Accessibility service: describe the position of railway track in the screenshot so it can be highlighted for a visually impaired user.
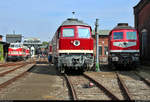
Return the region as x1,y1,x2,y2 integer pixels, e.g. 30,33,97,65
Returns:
116,71,150,100
63,73,119,100
0,58,36,67
36,57,48,64
0,62,35,91
62,71,150,100
0,61,26,67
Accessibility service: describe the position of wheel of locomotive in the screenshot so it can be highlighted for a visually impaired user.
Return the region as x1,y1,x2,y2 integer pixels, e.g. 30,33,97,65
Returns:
58,65,65,74
60,67,65,73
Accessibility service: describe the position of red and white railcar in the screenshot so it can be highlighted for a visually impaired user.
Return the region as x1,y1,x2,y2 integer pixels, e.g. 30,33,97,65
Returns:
24,46,30,59
51,18,94,73
7,43,26,61
108,23,140,68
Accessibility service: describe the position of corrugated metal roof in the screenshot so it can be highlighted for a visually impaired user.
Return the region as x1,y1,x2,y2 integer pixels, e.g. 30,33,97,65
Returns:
24,37,40,41
92,30,110,36
61,18,89,26
6,34,22,37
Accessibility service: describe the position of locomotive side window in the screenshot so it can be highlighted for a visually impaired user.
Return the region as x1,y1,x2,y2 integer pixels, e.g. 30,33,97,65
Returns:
126,32,137,40
62,28,74,37
113,32,123,40
78,28,90,38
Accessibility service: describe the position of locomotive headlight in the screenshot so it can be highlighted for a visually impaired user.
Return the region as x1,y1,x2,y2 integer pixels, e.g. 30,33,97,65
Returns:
112,57,119,61
73,40,80,46
111,54,116,56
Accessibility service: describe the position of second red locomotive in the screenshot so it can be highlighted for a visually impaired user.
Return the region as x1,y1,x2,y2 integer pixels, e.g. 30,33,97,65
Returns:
108,23,140,68
7,42,30,61
51,18,94,73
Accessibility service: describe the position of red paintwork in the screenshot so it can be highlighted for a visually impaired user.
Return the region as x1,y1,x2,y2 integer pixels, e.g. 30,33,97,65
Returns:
49,45,52,52
59,25,93,50
8,48,24,56
109,29,140,51
25,49,30,56
59,38,93,50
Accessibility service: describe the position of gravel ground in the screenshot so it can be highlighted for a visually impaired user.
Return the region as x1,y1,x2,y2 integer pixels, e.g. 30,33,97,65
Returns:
119,71,150,100
69,75,110,100
0,64,69,100
84,72,124,100
0,61,149,100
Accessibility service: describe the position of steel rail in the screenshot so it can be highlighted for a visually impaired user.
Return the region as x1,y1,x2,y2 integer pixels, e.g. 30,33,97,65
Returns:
0,63,27,77
115,72,132,100
0,64,35,91
0,61,26,67
83,73,119,100
63,74,78,100
134,72,150,87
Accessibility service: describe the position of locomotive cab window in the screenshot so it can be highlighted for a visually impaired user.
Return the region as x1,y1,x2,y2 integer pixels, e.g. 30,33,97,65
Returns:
78,28,90,38
113,32,123,40
15,44,21,48
10,44,15,48
126,32,137,40
62,28,74,37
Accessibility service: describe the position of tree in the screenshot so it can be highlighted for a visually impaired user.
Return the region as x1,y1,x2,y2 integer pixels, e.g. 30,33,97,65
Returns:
42,41,49,49
42,41,48,46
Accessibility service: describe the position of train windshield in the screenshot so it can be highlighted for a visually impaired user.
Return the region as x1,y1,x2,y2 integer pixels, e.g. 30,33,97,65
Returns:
10,44,21,48
63,28,74,37
126,32,137,40
113,32,123,40
78,28,90,38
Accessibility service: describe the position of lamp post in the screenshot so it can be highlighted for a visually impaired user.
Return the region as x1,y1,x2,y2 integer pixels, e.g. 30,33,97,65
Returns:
95,19,100,72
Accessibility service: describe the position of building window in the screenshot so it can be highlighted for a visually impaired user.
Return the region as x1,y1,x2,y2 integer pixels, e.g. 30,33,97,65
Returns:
99,46,102,56
104,46,108,55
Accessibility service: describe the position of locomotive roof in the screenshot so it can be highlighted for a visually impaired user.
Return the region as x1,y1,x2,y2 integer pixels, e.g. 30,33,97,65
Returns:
112,23,135,30
61,18,90,26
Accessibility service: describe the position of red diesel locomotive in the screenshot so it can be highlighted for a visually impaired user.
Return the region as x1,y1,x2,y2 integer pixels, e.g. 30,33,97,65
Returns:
51,18,94,73
108,23,140,68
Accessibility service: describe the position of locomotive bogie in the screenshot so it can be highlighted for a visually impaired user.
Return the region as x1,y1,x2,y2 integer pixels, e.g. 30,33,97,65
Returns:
109,52,140,67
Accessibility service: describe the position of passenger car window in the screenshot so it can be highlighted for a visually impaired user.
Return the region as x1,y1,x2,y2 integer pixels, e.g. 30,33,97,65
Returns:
63,28,74,37
113,32,123,40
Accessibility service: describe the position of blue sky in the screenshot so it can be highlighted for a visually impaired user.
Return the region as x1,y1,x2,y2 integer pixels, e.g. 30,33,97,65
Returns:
0,0,140,42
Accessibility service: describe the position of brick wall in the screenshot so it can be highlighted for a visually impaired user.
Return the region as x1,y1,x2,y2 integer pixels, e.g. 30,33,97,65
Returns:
134,0,150,60
93,36,109,63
